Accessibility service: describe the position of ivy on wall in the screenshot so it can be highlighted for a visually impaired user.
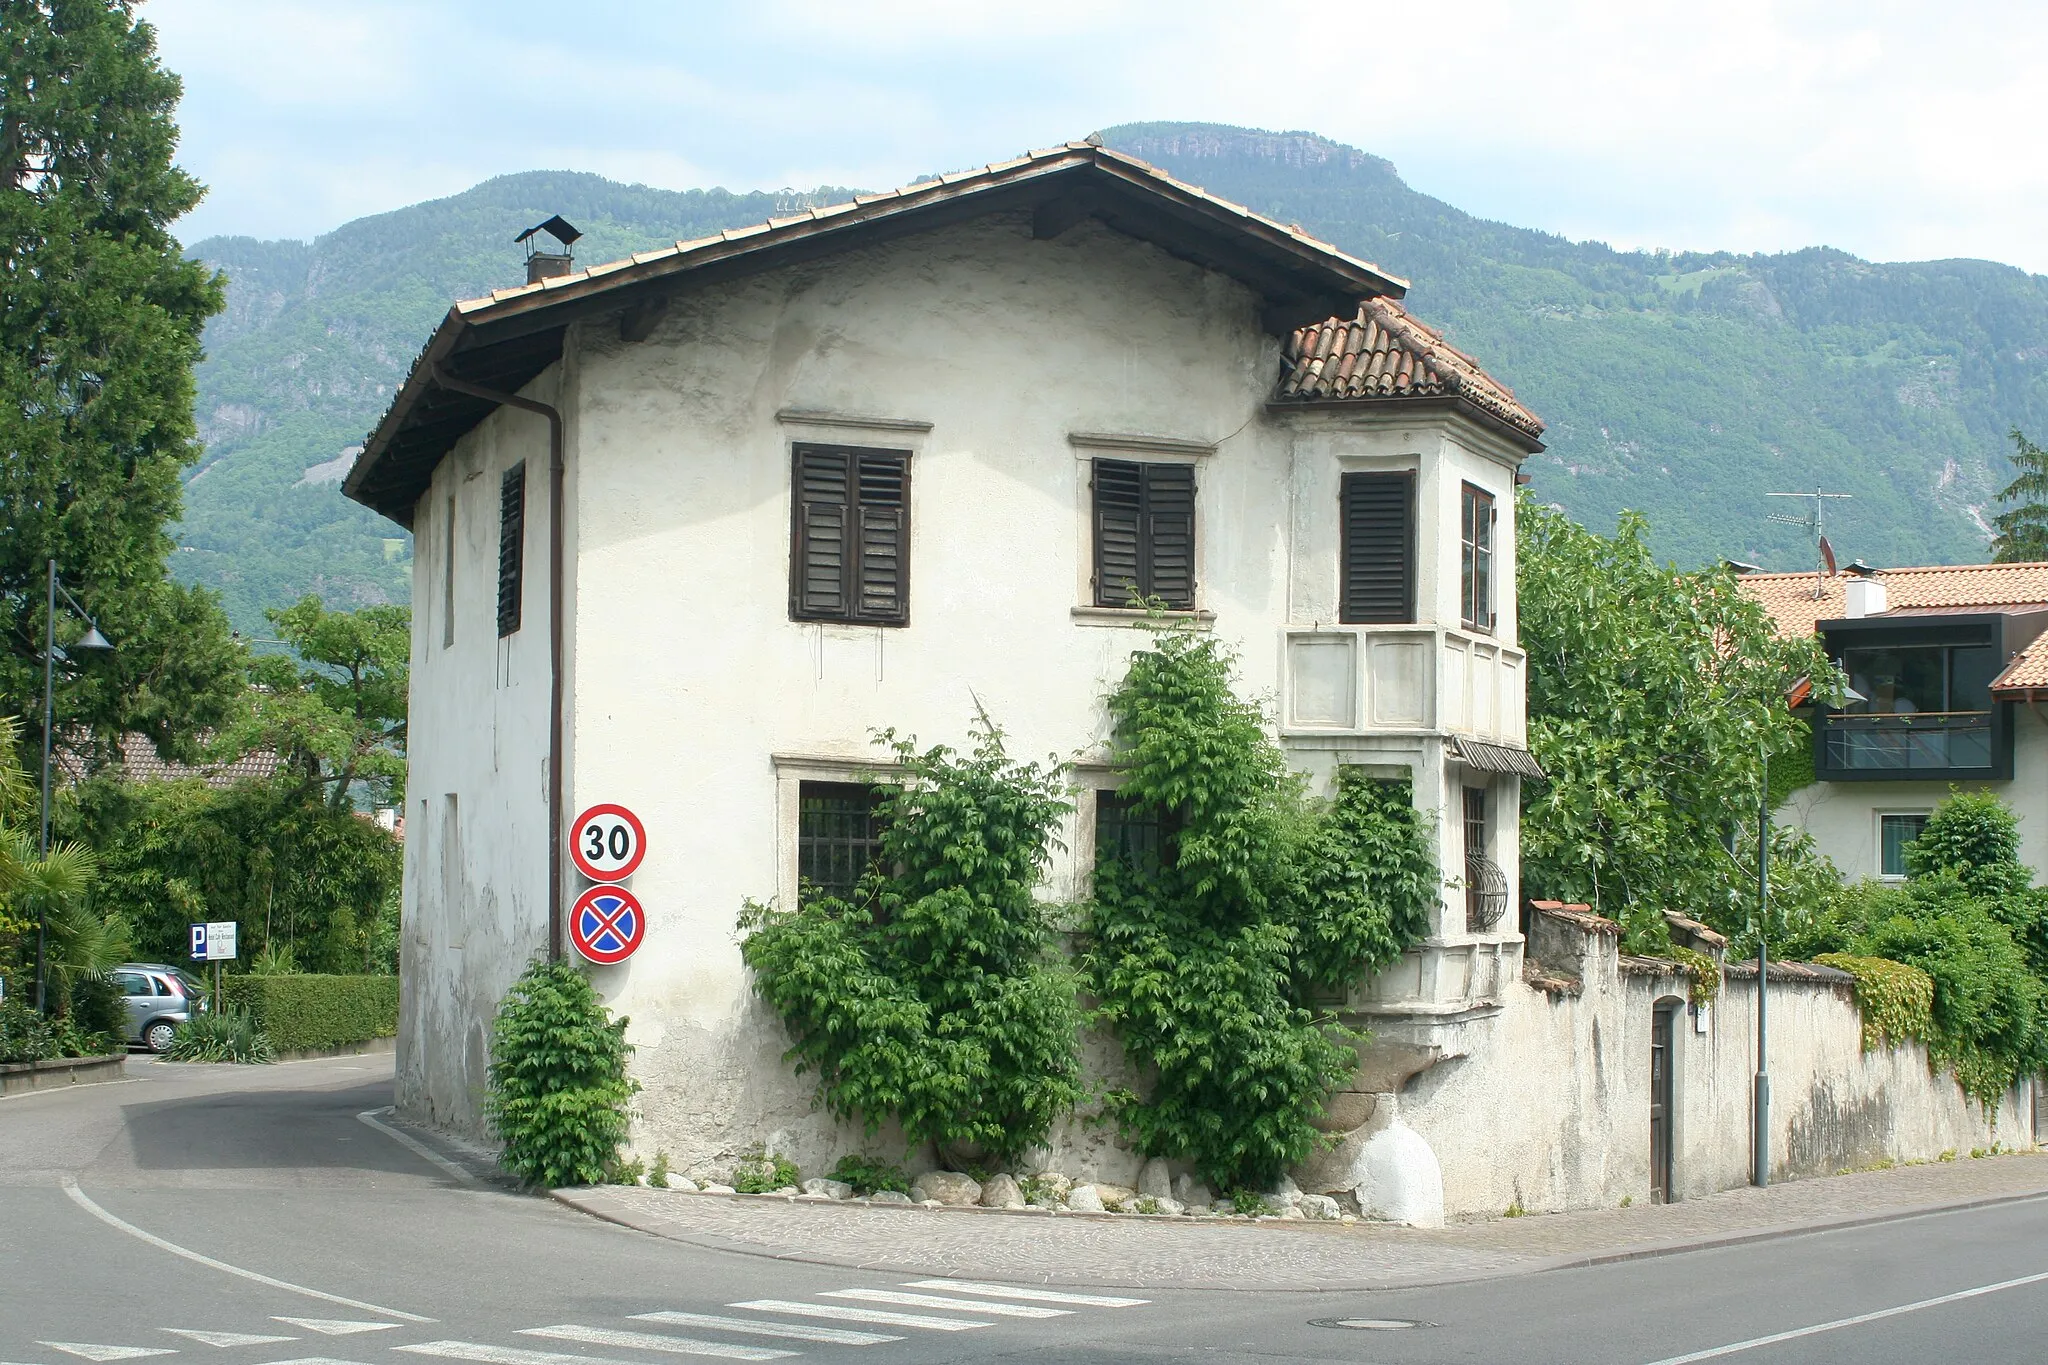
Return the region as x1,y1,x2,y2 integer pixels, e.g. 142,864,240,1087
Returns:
739,717,1082,1164
1081,627,1435,1191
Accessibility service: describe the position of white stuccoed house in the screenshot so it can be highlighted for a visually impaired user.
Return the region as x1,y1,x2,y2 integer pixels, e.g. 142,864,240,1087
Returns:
349,142,2028,1218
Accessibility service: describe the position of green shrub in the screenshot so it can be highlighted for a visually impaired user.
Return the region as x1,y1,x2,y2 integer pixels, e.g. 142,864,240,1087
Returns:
1905,790,2030,898
830,1155,910,1195
0,1000,57,1063
740,714,1083,1165
165,1008,276,1064
1815,954,1936,1051
733,1151,800,1193
485,959,638,1188
66,975,128,1042
1083,628,1434,1191
222,973,398,1053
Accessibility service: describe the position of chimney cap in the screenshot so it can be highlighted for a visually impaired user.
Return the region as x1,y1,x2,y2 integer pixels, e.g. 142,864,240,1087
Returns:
514,215,582,250
1722,558,1763,575
1843,559,1879,578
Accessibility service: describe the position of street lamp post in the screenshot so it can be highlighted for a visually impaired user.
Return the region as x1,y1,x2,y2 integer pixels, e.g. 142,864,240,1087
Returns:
33,558,112,1015
1753,750,1770,1188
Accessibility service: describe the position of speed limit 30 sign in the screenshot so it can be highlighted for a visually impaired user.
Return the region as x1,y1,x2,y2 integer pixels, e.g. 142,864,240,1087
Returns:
570,803,646,881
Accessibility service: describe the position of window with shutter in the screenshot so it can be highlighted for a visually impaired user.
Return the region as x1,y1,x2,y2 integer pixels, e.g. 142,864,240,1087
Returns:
497,462,526,638
1461,482,1495,632
1091,459,1196,609
790,444,910,625
1340,471,1415,624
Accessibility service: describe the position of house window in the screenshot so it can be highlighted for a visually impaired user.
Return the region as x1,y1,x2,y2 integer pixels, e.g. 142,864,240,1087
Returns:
1826,643,1999,772
1340,470,1415,624
1092,459,1195,609
1463,786,1490,859
796,781,886,901
1460,482,1495,632
1094,790,1177,872
790,444,910,625
1879,812,1930,879
497,463,526,638
441,494,456,649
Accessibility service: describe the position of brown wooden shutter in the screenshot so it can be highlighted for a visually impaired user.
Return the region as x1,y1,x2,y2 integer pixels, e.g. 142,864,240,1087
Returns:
791,444,910,624
1341,470,1414,624
1093,459,1144,607
497,462,526,638
855,452,908,623
1143,462,1195,609
793,447,851,618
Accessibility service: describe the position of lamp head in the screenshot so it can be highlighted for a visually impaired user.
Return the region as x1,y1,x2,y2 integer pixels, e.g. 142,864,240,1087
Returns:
75,625,112,651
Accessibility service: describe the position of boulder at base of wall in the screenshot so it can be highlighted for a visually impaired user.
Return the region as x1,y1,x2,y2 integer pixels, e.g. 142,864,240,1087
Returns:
1354,1120,1444,1227
1137,1158,1175,1199
910,1171,983,1206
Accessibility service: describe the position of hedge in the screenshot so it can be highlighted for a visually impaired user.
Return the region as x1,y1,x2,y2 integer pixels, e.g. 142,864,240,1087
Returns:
222,975,399,1053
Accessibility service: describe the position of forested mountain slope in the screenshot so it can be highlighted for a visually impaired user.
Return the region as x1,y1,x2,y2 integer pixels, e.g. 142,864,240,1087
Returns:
177,126,2048,632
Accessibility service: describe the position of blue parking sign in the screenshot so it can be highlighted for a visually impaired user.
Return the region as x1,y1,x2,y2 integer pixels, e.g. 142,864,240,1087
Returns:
190,923,207,960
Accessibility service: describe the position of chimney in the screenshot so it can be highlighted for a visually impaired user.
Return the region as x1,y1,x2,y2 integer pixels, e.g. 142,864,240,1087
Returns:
1843,576,1888,619
514,215,583,286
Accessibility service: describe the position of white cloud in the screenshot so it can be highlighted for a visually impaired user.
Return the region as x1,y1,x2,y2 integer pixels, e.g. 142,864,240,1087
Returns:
144,0,2048,273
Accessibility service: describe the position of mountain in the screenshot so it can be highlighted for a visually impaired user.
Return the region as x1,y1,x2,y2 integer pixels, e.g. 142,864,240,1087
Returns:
177,125,2048,633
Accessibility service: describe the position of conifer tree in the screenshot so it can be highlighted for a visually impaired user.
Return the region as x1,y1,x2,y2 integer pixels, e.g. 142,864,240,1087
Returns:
0,1,242,764
1991,429,2048,564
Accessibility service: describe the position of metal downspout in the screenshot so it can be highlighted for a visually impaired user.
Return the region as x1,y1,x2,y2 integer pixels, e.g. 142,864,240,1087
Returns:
431,365,566,962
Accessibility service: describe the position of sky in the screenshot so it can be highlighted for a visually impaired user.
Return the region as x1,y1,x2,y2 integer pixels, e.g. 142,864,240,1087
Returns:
148,0,2048,275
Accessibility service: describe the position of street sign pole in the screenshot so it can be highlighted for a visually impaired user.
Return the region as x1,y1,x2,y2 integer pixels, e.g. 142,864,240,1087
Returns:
1754,751,1770,1188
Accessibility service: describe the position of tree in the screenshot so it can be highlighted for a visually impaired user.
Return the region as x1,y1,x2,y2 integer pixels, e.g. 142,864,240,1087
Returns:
223,598,409,810
1991,429,2048,564
1517,495,1839,944
0,1,243,765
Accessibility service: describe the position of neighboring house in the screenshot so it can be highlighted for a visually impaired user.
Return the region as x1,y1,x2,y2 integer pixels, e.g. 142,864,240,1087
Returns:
55,734,283,790
344,140,1542,1172
1741,562,2048,881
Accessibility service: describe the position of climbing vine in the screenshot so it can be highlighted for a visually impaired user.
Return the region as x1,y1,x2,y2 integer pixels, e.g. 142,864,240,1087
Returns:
1081,627,1435,1191
739,715,1082,1164
1815,954,1936,1053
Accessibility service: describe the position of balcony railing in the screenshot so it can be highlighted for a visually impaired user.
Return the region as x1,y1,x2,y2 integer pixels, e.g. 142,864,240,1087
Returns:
1821,711,1993,772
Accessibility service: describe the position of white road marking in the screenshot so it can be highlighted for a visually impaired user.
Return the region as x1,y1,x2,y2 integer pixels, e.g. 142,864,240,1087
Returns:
39,1347,177,1361
269,1323,400,1338
518,1325,792,1361
727,1301,989,1332
356,1109,478,1187
398,1344,770,1365
60,1181,430,1325
161,1333,296,1348
819,1289,1068,1319
258,1359,376,1365
1638,1267,2048,1364
902,1279,1149,1307
628,1312,900,1346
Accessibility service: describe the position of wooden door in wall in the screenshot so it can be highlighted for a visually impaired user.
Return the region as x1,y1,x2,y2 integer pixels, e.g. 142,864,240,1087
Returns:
1650,1001,1676,1203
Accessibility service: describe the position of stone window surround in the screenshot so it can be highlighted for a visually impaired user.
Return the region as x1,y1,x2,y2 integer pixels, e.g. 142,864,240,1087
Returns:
1068,431,1215,629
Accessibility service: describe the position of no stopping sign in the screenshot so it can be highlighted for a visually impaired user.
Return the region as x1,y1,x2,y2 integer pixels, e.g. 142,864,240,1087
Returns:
570,803,646,881
570,884,645,965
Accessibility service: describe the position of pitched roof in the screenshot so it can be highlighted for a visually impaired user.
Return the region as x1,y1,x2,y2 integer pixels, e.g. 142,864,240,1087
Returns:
55,735,284,789
1275,297,1545,448
1737,561,2048,697
345,141,1409,527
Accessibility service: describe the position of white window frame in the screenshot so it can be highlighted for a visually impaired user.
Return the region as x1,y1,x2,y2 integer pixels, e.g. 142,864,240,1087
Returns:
1875,809,1932,881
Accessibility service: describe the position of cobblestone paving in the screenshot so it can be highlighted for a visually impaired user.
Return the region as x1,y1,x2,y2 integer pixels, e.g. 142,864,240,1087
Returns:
558,1151,2048,1292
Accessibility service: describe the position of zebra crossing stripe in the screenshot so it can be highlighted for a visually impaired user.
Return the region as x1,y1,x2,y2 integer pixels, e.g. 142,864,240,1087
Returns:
397,1345,773,1365
902,1279,1149,1307
726,1301,989,1332
40,1347,176,1361
161,1333,297,1348
627,1313,900,1346
270,1322,398,1337
517,1326,792,1361
819,1289,1069,1319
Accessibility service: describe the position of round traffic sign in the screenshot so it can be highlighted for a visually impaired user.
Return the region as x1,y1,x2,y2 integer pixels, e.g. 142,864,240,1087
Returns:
570,803,646,881
570,884,645,965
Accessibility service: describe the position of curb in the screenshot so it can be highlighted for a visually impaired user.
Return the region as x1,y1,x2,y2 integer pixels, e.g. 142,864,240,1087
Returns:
547,1177,2048,1293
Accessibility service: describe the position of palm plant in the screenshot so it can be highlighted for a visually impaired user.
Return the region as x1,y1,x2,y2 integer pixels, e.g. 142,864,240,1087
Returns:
0,716,101,1008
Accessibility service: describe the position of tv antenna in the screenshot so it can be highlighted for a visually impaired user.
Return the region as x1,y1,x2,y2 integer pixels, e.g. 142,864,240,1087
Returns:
1767,488,1853,599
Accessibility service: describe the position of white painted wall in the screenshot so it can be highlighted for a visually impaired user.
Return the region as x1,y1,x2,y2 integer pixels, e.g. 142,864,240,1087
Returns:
1780,706,2048,882
396,378,558,1135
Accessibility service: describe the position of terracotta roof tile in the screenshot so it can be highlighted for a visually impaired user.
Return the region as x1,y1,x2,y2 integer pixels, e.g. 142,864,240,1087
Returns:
1276,296,1545,444
1998,635,2048,691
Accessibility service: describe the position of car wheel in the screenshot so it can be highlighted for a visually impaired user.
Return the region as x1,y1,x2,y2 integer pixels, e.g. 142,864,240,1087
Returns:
145,1020,179,1054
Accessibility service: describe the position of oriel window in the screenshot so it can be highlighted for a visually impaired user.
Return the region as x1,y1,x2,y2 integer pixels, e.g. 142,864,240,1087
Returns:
1461,482,1496,632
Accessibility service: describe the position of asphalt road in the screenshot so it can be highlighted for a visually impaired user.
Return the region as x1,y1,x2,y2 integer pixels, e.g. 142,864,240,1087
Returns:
5,1056,2048,1364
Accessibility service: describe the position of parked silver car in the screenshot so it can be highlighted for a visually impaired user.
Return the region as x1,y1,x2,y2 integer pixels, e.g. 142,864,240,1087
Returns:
111,963,209,1053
